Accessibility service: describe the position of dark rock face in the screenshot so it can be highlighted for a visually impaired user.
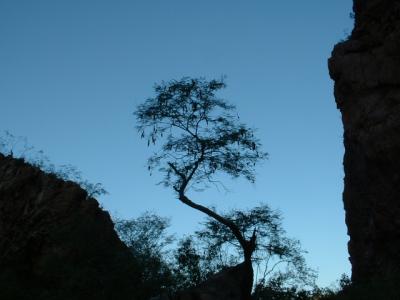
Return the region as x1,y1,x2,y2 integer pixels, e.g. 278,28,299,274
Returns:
0,154,141,300
329,0,400,283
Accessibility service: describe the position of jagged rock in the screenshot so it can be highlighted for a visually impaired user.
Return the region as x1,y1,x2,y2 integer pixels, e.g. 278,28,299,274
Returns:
329,0,400,283
0,154,142,300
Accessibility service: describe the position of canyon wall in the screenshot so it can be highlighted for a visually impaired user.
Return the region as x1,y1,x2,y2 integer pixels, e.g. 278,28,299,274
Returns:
329,0,400,283
0,153,142,300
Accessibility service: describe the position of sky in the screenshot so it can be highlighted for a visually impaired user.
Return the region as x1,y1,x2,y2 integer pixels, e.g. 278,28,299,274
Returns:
0,0,354,287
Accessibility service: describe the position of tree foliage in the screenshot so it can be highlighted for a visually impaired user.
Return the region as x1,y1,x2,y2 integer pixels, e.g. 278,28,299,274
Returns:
135,77,267,191
172,236,205,290
114,213,176,298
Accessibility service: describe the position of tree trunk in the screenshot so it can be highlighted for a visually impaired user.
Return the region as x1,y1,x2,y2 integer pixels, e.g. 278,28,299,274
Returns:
179,193,257,299
242,258,254,300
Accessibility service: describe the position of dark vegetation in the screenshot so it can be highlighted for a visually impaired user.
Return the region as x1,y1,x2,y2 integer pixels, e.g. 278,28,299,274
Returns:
114,208,312,297
114,211,351,300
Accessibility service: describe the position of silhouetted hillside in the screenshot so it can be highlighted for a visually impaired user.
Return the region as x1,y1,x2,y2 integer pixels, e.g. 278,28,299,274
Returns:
0,153,142,300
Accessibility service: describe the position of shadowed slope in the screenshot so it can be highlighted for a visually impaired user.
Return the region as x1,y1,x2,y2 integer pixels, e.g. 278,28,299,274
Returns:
0,153,142,300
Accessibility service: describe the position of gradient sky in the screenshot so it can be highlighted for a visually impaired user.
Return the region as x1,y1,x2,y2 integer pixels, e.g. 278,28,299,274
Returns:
0,0,354,287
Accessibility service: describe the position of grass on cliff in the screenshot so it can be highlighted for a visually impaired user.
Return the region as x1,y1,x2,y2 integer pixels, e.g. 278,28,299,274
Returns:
0,130,107,199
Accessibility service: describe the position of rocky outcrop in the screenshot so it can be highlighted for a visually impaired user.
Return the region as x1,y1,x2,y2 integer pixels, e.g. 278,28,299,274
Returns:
148,262,249,300
329,0,400,283
0,154,141,300
175,262,250,300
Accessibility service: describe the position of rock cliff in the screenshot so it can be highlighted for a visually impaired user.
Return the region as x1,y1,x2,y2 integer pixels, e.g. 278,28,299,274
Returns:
0,153,141,300
329,0,400,283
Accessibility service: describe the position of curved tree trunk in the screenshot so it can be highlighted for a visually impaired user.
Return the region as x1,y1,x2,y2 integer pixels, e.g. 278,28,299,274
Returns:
179,193,256,299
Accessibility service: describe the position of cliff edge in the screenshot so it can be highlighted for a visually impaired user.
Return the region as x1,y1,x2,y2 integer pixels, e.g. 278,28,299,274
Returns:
329,0,400,283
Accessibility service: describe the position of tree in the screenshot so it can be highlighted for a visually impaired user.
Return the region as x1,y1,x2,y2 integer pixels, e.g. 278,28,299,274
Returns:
195,204,316,290
135,77,267,299
114,211,315,299
114,213,176,298
172,236,205,290
114,213,208,295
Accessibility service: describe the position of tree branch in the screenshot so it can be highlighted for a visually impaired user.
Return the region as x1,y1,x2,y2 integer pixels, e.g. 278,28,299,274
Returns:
178,193,248,253
167,162,186,190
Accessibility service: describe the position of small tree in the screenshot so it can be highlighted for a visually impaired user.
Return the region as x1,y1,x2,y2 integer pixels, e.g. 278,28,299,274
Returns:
173,236,204,290
196,205,316,287
135,77,267,299
114,213,175,298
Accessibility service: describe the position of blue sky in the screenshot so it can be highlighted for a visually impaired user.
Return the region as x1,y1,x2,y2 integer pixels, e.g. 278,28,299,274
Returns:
0,0,354,287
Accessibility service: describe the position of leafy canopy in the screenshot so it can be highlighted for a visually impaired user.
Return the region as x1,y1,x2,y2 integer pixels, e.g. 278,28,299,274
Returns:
135,77,267,192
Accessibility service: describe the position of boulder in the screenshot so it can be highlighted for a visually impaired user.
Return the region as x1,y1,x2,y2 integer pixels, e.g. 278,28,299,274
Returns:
175,262,251,300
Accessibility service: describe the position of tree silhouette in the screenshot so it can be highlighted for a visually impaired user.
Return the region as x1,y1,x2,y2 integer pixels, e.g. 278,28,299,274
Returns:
135,77,267,299
196,205,316,290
